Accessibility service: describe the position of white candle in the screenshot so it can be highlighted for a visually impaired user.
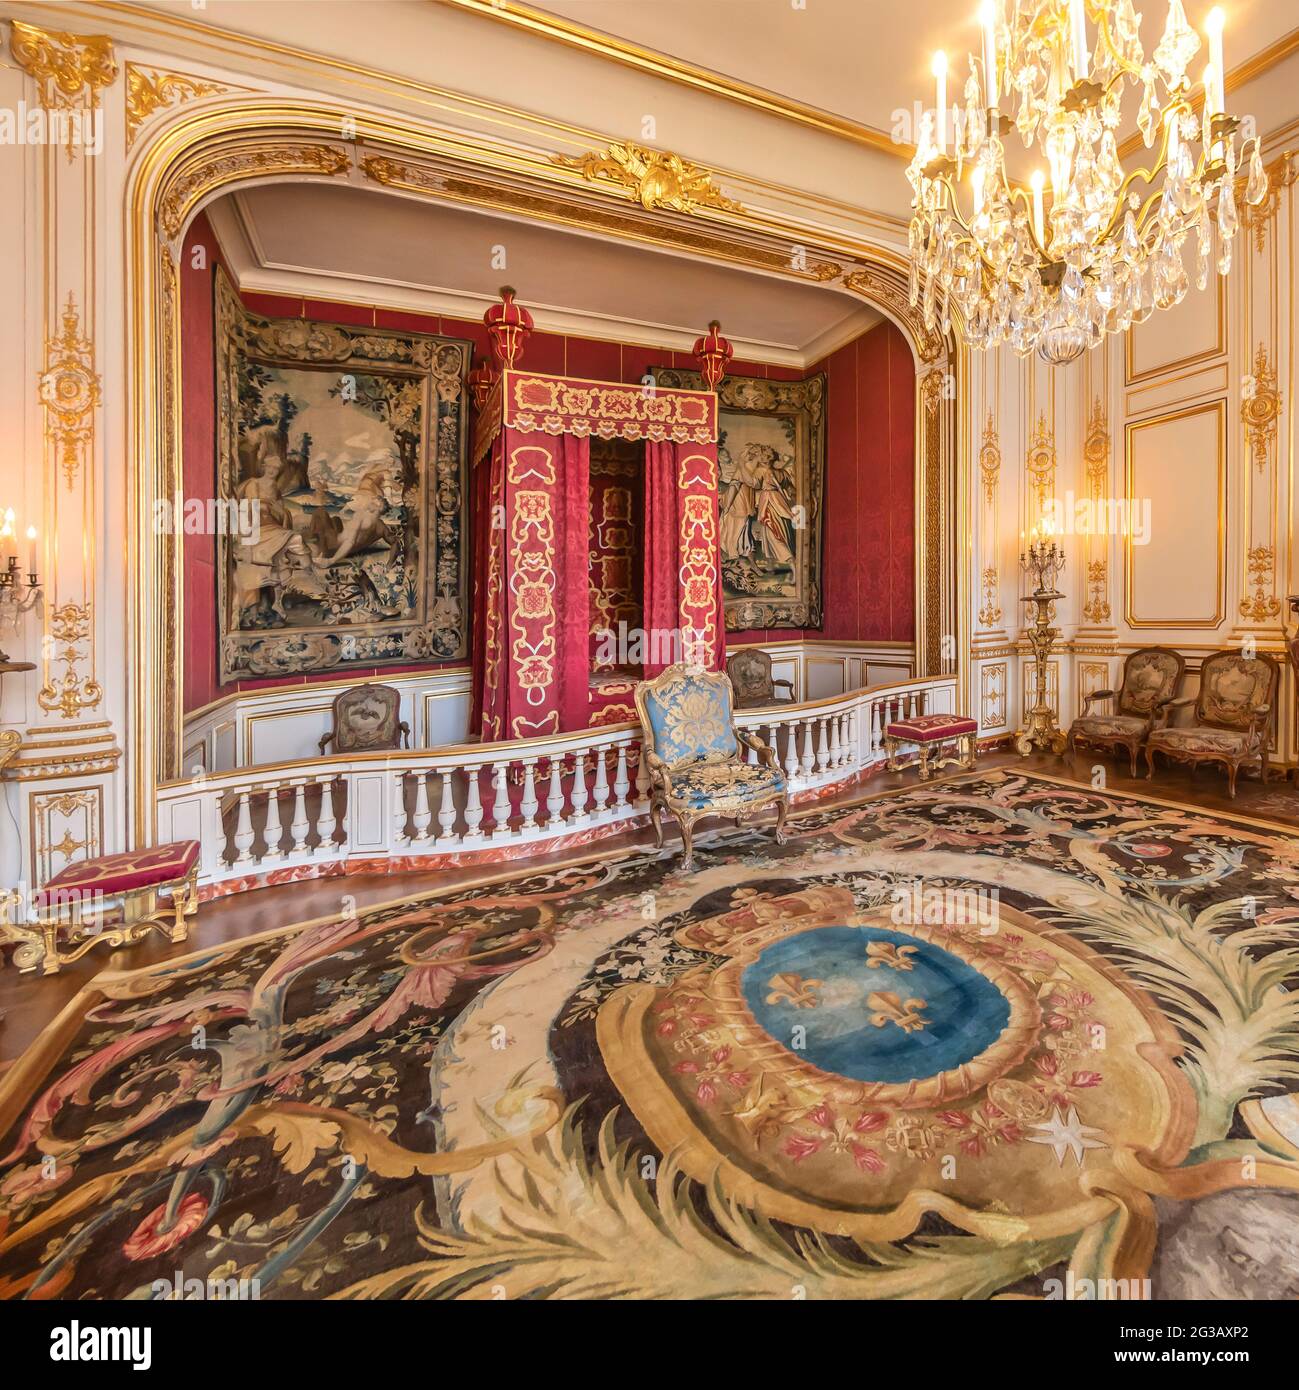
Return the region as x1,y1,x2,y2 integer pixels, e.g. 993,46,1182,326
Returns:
979,1,997,106
1031,169,1046,246
25,525,37,575
932,51,948,152
1070,0,1088,80
1206,8,1225,112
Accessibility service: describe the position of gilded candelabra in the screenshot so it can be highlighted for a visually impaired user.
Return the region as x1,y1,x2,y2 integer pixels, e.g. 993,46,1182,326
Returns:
1016,533,1067,755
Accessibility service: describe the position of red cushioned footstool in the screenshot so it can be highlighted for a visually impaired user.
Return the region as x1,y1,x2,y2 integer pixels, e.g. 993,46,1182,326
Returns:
884,714,978,781
12,841,200,977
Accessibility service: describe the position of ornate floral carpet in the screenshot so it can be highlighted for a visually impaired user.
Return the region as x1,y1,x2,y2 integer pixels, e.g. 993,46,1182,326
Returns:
4,769,1299,1300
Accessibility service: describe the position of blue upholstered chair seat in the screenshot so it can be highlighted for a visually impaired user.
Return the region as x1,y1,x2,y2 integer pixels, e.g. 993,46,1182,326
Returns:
667,760,787,809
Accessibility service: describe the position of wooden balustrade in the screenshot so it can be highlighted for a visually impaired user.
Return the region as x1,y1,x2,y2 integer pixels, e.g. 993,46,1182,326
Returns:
157,673,959,888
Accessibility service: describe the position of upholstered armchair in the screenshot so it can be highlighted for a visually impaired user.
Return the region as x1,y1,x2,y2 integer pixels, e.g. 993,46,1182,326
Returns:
635,663,789,870
318,683,410,755
1067,646,1185,775
726,648,795,709
1145,649,1279,797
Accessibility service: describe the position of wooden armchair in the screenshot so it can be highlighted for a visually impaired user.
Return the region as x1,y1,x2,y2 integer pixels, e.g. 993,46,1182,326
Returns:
1145,649,1278,797
634,663,789,870
318,683,410,755
726,648,794,709
1067,646,1185,775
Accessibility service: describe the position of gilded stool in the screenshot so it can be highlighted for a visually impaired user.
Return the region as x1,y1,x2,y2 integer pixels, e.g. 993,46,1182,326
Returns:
884,714,978,781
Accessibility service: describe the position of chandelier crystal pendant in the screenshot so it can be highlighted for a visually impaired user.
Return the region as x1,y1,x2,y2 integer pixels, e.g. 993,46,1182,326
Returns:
906,0,1268,364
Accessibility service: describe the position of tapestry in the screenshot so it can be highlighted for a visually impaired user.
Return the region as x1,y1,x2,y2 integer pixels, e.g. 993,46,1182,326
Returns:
214,270,472,681
5,771,1299,1300
655,368,825,631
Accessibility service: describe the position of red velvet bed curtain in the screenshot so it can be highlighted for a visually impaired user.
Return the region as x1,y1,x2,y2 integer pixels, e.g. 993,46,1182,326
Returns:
642,440,726,677
473,427,589,739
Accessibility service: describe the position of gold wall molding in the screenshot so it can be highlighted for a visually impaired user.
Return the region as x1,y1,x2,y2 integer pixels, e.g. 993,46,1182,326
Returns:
159,142,352,240
1082,559,1112,625
38,293,101,490
980,662,1007,728
1242,342,1281,475
1240,152,1295,252
842,267,944,362
125,63,240,146
978,411,1000,504
918,368,947,674
9,18,116,108
37,602,104,720
1240,544,1281,622
1084,397,1109,493
1026,412,1057,509
978,566,1002,627
550,141,742,214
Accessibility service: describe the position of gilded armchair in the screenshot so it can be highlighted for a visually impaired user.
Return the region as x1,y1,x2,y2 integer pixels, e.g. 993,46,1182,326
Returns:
1145,648,1278,797
725,649,794,709
634,663,789,871
318,683,410,755
1067,646,1185,775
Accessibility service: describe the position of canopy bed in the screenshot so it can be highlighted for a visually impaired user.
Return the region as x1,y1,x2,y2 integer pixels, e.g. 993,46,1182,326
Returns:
467,295,731,740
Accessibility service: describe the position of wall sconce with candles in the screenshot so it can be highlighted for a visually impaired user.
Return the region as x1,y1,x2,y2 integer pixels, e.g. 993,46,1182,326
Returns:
0,506,43,669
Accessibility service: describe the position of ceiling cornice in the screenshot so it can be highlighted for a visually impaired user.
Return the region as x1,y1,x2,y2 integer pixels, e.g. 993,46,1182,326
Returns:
430,0,912,161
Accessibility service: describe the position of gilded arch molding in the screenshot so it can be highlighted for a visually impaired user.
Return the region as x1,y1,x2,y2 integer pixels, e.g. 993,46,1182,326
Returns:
127,99,964,839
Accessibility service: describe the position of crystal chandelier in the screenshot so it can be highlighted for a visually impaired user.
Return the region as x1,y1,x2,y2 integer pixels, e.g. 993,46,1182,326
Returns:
906,0,1269,364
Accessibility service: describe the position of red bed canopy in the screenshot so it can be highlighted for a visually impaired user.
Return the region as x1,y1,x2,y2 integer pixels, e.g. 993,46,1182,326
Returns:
467,311,729,741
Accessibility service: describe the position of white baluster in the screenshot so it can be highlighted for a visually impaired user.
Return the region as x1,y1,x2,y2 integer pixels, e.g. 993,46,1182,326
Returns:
463,766,484,841
290,780,310,855
436,770,458,843
839,714,851,767
571,752,589,822
633,746,650,804
746,732,759,765
799,719,815,777
393,772,410,848
767,722,780,770
317,775,338,855
816,716,830,773
592,749,610,816
262,783,284,861
847,708,860,769
411,771,432,843
233,791,255,865
491,761,511,837
829,715,841,769
613,745,630,809
546,756,565,825
520,760,539,830
869,700,881,756
783,721,800,781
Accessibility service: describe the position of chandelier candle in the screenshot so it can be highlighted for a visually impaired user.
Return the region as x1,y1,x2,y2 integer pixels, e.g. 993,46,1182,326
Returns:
907,0,1270,363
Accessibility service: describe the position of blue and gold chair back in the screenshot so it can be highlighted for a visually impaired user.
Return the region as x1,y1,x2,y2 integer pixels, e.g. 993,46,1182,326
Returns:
636,664,738,769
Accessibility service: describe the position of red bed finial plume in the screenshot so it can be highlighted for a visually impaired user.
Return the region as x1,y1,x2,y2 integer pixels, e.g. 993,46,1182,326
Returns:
693,320,732,390
467,361,497,410
484,286,534,370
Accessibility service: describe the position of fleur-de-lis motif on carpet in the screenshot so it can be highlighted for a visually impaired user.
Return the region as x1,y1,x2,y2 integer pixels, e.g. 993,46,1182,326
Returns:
868,991,928,1033
765,972,822,1009
865,941,918,972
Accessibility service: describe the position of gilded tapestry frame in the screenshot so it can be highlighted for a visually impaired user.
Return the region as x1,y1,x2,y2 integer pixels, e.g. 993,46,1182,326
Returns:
654,368,825,631
126,97,961,840
212,269,471,681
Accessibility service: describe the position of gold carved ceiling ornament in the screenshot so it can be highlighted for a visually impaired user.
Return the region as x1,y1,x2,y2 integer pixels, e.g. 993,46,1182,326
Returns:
1242,343,1280,476
978,411,1000,505
38,294,101,491
37,602,103,720
1084,397,1110,495
125,64,241,147
9,20,116,158
158,142,352,242
1240,544,1281,623
550,142,742,215
1025,412,1057,511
